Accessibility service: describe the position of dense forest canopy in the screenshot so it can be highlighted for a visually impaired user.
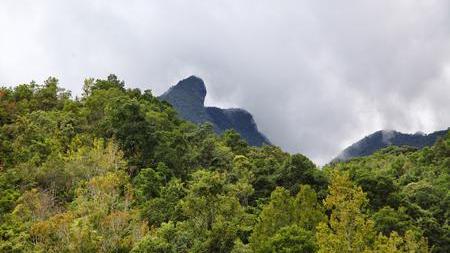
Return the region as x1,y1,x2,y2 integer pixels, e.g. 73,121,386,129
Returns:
0,75,448,252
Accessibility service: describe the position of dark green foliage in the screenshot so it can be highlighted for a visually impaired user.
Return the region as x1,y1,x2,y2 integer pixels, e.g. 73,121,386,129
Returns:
277,154,328,197
222,129,249,155
354,173,398,209
133,167,163,201
0,75,446,252
84,74,125,94
263,225,316,253
327,132,450,252
372,207,416,236
141,178,186,226
0,171,20,219
106,97,156,167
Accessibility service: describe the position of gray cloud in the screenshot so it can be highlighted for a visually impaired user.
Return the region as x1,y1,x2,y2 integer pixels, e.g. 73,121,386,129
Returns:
1,0,449,165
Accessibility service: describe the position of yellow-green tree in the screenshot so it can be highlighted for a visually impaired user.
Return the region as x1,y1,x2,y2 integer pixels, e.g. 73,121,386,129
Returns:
316,170,429,253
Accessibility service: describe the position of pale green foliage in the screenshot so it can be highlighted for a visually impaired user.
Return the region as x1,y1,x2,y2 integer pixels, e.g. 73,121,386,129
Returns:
316,171,375,253
230,155,255,206
316,170,429,253
372,230,429,253
250,184,325,252
29,172,147,253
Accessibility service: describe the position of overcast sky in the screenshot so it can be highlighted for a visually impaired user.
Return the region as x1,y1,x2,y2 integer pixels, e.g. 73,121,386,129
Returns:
1,0,449,165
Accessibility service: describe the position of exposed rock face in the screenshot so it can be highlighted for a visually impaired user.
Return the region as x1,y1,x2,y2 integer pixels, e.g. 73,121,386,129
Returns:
160,76,209,124
334,128,449,161
159,76,270,146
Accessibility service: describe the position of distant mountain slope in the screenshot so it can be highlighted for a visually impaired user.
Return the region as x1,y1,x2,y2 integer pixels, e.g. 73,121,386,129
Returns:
334,128,449,161
159,76,270,146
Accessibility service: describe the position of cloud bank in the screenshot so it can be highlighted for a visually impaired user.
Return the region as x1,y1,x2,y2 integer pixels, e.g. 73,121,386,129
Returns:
1,0,449,164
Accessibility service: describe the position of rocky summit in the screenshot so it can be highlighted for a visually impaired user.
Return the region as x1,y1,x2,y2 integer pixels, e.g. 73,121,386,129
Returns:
159,76,270,146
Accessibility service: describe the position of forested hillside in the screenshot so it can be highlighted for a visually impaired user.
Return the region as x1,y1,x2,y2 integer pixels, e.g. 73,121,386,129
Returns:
0,75,448,252
335,129,449,161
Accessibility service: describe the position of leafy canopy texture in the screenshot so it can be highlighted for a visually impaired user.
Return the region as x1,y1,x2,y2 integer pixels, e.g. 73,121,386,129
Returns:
316,171,429,253
0,75,446,252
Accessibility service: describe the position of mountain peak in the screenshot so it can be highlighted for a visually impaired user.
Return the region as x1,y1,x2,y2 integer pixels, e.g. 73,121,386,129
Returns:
163,75,207,105
159,76,270,146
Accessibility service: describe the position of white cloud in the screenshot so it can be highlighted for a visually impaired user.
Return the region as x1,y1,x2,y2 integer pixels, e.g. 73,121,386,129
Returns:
0,0,449,165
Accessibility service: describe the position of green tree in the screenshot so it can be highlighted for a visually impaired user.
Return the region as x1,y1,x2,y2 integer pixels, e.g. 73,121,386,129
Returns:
316,171,375,253
316,170,429,253
250,185,325,252
133,167,163,202
142,178,186,226
106,97,156,167
264,225,316,253
277,154,327,195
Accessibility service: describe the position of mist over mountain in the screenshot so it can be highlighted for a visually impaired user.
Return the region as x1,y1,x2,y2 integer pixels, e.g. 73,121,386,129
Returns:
334,128,449,161
159,76,270,146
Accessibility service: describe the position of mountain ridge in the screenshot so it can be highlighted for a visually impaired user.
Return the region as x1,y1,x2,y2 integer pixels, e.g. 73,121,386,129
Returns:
334,128,449,161
159,76,270,146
